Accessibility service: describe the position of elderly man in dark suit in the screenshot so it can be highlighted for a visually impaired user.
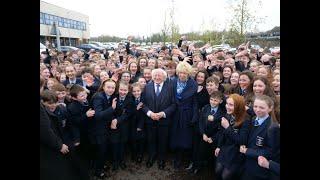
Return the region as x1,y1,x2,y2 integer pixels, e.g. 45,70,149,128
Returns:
142,68,176,170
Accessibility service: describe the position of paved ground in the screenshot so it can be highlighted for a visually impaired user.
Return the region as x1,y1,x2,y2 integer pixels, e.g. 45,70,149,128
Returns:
91,154,216,180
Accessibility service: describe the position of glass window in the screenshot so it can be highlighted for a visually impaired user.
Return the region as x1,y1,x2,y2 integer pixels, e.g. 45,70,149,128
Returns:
40,19,43,24
45,19,50,25
44,13,48,20
58,21,62,27
40,12,43,18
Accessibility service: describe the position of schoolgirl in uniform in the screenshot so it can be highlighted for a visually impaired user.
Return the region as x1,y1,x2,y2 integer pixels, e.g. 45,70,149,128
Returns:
130,82,146,163
185,69,209,172
194,70,210,110
128,61,141,83
110,82,134,170
245,76,279,121
90,79,117,178
221,65,233,85
240,95,280,180
231,70,254,97
230,71,240,88
215,94,250,180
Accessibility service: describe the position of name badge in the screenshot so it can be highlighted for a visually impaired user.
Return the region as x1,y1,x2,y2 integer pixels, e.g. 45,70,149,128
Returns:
208,115,214,121
62,119,66,128
233,128,239,133
256,136,264,147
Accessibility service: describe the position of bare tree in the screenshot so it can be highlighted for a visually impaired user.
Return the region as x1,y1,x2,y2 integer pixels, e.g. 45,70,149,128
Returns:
228,0,265,36
161,12,170,43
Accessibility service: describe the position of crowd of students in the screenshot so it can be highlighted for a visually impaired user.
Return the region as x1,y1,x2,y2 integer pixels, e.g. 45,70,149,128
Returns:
40,36,280,180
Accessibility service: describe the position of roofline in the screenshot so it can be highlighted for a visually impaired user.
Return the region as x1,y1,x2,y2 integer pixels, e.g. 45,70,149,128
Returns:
40,1,89,18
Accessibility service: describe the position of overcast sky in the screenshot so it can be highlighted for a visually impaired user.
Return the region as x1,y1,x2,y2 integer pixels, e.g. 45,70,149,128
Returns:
42,0,280,38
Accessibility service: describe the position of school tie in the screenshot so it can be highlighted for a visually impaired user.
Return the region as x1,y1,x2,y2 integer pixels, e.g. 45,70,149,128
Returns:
211,109,216,115
135,99,140,106
254,119,259,126
242,89,247,95
156,84,160,96
120,99,124,106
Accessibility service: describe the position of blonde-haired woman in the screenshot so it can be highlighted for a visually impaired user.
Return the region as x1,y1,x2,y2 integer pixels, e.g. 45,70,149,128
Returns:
170,61,199,170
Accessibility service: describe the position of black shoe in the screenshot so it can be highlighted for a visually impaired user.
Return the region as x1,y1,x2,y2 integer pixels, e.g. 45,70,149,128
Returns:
136,155,143,163
112,163,119,171
146,157,155,168
95,172,106,179
158,160,165,170
120,162,127,170
192,168,200,175
185,162,193,170
146,160,153,168
131,155,136,162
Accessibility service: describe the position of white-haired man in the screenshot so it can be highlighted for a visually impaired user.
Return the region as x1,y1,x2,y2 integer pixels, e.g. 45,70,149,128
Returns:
142,68,176,170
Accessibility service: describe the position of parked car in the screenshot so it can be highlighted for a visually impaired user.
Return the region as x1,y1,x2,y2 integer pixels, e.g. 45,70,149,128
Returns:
60,46,79,53
269,46,280,53
89,42,110,50
204,44,232,54
250,44,261,50
103,42,118,50
77,44,105,52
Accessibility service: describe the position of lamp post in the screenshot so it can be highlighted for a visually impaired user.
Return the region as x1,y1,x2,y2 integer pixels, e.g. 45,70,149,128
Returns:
67,11,71,46
51,21,61,51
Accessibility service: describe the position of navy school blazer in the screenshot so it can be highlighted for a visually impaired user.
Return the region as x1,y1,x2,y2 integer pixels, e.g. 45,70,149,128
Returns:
66,100,91,144
244,116,280,179
199,104,225,141
90,92,116,144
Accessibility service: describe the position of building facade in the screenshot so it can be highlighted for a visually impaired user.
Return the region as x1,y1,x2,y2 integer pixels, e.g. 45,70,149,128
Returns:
40,1,90,47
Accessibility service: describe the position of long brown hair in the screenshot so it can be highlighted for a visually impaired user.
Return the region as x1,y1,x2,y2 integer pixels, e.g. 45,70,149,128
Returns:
252,76,276,98
229,94,247,127
128,61,140,74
